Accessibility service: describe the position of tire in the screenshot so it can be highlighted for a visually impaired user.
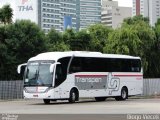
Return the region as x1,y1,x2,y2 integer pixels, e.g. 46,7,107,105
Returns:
115,88,128,101
95,97,106,102
43,99,50,104
121,88,128,100
68,89,77,103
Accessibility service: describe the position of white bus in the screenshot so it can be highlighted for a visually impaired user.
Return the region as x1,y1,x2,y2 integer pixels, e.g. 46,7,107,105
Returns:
17,51,143,104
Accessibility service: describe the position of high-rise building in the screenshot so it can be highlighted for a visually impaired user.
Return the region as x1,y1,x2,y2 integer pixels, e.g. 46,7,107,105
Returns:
79,0,101,30
14,0,101,33
40,0,77,32
132,0,160,26
102,0,132,28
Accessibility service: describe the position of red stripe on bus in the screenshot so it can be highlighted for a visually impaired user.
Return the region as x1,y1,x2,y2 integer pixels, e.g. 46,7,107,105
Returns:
75,75,143,77
114,75,143,77
75,75,107,77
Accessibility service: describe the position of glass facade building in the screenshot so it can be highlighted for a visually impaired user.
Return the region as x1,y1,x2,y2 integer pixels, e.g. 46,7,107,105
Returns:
40,0,77,32
15,0,101,33
40,0,101,32
79,0,101,30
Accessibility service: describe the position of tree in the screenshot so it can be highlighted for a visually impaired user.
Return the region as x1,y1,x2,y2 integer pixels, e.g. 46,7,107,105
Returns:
1,20,46,80
0,9,3,23
103,26,141,55
62,28,76,50
0,26,8,79
0,5,13,24
75,29,92,51
104,16,155,77
150,18,160,77
46,29,70,51
87,24,113,52
123,15,149,25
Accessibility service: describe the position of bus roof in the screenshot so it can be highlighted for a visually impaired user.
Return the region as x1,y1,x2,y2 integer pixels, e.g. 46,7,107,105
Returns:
28,51,140,61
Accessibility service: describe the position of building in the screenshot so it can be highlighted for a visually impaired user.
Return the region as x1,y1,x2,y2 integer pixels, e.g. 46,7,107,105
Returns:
15,0,77,32
14,0,101,33
79,0,101,30
132,0,149,17
102,0,132,29
132,0,160,26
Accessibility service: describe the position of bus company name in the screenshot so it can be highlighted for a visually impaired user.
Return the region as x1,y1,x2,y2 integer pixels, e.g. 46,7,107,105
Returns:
18,6,33,11
76,77,102,83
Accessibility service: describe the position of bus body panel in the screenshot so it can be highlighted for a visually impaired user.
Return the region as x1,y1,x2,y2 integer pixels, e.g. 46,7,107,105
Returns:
22,51,143,101
23,72,143,99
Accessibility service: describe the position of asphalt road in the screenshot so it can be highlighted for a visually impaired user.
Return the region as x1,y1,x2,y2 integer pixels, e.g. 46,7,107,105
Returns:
0,98,160,114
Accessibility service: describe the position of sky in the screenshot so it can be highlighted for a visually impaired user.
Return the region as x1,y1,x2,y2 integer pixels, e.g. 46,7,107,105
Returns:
115,0,132,7
0,0,13,7
0,0,133,8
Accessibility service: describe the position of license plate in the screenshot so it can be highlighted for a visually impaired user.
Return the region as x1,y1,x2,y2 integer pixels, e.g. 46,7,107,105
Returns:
33,95,38,97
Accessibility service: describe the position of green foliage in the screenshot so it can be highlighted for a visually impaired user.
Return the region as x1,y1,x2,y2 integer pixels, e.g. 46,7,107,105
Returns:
46,29,70,51
123,15,149,25
62,28,76,50
0,26,8,79
88,24,113,52
1,6,160,79
75,29,92,51
0,5,13,24
104,16,156,77
0,20,46,80
103,27,141,55
149,18,160,78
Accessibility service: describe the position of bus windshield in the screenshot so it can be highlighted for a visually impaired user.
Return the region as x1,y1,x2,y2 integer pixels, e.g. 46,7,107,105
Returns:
24,61,55,87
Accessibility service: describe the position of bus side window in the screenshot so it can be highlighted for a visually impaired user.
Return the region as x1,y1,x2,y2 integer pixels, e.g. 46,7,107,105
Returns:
54,57,71,87
69,57,82,73
131,59,141,72
55,64,63,87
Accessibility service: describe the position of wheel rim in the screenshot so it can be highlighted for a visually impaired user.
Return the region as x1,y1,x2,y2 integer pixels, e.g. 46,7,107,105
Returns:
122,90,127,99
72,92,76,101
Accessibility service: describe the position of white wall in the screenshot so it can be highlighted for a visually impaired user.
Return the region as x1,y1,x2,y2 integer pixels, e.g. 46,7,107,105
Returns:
14,0,38,24
112,7,132,28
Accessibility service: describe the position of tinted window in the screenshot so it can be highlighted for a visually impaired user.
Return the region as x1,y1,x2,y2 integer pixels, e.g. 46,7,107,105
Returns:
69,57,83,73
55,57,71,87
69,57,141,73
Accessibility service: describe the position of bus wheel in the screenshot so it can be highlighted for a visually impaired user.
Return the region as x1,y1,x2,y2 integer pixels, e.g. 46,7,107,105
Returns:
43,99,50,104
68,89,77,103
115,87,128,101
121,87,128,100
95,97,106,102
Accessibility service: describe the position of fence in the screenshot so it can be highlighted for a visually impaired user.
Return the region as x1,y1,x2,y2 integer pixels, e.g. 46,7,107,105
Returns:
0,80,23,100
143,78,160,96
0,79,160,100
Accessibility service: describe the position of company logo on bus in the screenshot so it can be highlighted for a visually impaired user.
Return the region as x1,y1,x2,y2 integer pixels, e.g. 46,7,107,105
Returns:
75,74,120,94
76,76,102,83
75,75,107,90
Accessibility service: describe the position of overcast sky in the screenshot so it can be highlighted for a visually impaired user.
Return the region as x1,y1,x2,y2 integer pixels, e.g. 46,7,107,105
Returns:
0,0,13,7
115,0,132,7
0,0,132,7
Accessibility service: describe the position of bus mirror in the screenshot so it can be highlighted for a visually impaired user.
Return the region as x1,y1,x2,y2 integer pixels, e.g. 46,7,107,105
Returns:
50,62,61,73
17,63,27,74
56,62,61,65
50,64,55,73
